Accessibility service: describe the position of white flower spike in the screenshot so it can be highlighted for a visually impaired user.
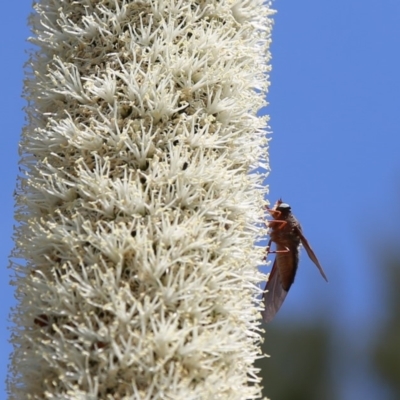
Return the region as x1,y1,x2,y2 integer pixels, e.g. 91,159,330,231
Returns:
8,0,273,398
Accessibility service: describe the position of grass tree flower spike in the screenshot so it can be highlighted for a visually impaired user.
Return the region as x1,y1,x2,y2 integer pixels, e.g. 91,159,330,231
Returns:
8,0,273,398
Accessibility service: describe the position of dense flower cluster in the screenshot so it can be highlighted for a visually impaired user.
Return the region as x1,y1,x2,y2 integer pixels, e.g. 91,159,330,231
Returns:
8,0,272,398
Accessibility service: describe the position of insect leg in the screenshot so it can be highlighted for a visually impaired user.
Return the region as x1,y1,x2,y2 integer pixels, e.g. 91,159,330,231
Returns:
265,239,290,260
265,239,272,258
265,205,282,219
267,246,290,254
267,219,287,230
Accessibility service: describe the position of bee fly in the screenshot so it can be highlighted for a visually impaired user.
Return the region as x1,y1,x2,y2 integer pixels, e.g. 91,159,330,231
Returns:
262,199,328,322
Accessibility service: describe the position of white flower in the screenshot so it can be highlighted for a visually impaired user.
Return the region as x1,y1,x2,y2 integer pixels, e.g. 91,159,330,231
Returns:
8,0,273,398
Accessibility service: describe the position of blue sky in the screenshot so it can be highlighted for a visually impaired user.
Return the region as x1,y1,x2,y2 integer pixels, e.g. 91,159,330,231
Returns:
1,1,400,399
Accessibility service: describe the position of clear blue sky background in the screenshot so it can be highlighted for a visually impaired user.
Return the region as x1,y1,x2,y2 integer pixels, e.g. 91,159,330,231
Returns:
1,1,400,399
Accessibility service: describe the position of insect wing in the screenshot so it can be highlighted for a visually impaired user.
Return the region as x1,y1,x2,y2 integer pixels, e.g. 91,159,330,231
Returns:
262,259,288,323
296,227,328,282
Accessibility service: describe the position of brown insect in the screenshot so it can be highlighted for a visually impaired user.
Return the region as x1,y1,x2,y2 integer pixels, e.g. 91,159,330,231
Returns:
262,199,328,322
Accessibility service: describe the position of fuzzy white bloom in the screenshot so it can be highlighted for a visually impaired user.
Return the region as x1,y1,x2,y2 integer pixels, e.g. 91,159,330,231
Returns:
8,0,273,399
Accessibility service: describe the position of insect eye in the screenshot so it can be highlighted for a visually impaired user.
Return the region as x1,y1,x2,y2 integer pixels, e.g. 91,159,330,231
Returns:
278,203,291,211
